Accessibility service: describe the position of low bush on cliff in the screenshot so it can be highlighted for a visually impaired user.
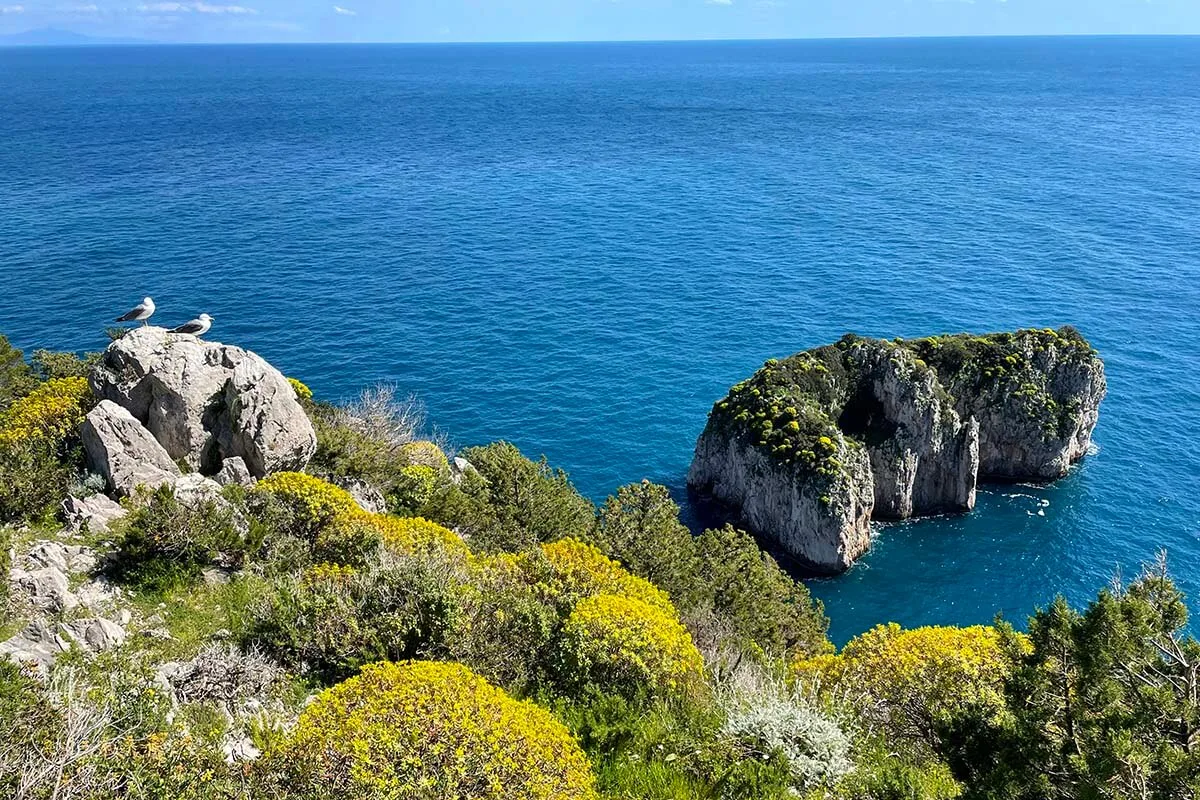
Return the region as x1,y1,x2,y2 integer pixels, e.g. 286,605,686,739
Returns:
0,373,94,525
108,483,246,592
429,441,596,552
559,593,704,699
243,556,463,684
267,660,599,800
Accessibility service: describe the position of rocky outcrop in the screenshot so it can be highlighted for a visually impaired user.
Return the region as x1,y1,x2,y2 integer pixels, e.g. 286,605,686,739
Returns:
90,326,316,479
689,328,1105,574
913,333,1107,480
81,400,180,497
691,425,874,573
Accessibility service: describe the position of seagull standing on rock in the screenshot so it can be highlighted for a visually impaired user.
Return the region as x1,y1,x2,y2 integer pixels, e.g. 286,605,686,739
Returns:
171,313,213,336
115,297,155,326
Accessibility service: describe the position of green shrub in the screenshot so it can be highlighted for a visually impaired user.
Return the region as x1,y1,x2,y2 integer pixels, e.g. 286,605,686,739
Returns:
392,463,438,514
109,484,244,593
449,441,594,552
590,480,700,608
242,556,462,684
831,743,961,800
557,692,794,800
30,349,99,381
0,441,77,526
943,559,1200,800
267,660,598,800
0,334,35,412
449,553,560,693
695,525,830,659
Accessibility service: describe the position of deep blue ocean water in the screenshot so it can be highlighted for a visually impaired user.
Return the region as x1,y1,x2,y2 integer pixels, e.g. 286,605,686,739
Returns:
1,37,1198,644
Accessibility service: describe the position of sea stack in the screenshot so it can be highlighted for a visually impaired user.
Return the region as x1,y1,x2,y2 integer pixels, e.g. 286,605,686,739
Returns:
687,327,1106,574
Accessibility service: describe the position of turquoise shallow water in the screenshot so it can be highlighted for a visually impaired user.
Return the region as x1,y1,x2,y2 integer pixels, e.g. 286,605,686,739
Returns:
1,37,1198,643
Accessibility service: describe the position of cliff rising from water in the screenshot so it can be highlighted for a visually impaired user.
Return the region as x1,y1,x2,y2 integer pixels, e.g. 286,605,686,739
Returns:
687,327,1106,574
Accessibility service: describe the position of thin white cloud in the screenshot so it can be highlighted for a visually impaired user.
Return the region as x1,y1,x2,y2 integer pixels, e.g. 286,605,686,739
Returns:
706,0,733,5
137,1,257,13
333,5,356,15
194,2,257,13
0,4,25,13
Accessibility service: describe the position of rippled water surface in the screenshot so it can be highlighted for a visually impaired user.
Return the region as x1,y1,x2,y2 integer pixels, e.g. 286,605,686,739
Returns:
2,37,1198,642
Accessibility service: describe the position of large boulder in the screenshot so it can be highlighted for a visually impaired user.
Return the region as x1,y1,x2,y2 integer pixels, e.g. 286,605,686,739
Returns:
689,328,1105,574
81,400,180,497
90,327,316,478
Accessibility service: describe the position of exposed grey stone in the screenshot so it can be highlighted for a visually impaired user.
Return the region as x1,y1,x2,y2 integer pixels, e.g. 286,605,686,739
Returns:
11,566,77,612
74,577,119,612
63,493,128,534
450,456,477,484
214,457,254,488
26,541,97,574
0,620,70,675
89,326,317,478
81,400,180,497
221,735,262,763
331,476,388,514
60,617,126,651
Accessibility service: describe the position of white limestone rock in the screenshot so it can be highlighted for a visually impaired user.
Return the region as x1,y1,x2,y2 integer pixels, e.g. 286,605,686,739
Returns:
89,326,316,478
81,400,180,497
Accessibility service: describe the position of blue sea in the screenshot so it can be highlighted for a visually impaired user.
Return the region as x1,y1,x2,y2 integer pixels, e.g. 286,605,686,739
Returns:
2,37,1198,643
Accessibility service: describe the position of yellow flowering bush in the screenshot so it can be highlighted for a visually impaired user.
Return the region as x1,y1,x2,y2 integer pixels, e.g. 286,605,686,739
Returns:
368,514,470,562
255,472,468,565
0,376,92,448
287,377,313,401
534,539,675,614
303,562,357,584
794,623,1021,740
393,463,438,512
561,593,704,697
255,471,360,533
272,660,598,800
398,440,451,473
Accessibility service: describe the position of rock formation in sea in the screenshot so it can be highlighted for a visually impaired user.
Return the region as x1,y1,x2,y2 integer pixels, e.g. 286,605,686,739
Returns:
88,326,317,481
688,327,1106,574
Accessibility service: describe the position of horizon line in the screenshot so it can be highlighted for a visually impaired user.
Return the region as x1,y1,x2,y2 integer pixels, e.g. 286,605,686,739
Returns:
3,30,1200,48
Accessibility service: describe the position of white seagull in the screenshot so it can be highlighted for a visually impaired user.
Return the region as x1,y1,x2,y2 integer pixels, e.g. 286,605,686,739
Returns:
171,313,213,336
115,297,156,326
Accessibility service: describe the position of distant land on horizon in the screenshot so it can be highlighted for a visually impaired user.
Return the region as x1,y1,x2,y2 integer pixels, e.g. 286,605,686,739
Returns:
0,28,154,46
2,27,1200,48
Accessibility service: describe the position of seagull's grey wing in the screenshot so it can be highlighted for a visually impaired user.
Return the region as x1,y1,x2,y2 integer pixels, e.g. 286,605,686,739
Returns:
116,303,147,322
171,319,203,334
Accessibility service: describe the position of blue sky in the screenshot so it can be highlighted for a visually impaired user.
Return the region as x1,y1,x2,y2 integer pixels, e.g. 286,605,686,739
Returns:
1,0,1199,43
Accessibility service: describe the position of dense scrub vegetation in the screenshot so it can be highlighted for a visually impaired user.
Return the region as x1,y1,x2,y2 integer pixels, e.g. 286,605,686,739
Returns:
1,331,1196,800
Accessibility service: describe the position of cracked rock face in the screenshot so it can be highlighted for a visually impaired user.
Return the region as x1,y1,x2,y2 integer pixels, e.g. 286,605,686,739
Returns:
81,400,180,497
689,328,1105,574
90,326,316,479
